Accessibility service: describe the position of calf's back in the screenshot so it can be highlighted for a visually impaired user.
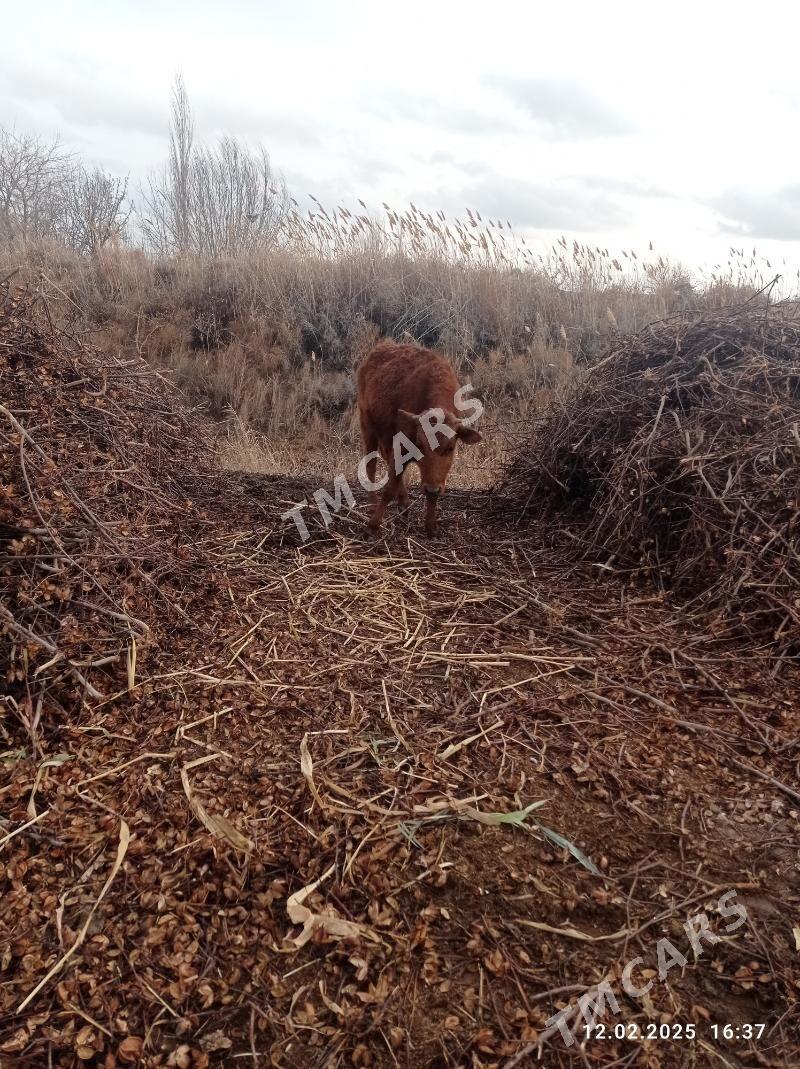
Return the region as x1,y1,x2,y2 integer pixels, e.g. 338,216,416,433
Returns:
358,341,461,441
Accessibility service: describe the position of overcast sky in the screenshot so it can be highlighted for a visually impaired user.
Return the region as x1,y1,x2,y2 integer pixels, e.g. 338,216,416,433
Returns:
3,0,800,279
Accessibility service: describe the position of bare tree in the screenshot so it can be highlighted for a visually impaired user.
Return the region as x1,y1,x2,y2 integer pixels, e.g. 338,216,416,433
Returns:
187,138,287,256
140,75,289,258
0,127,131,252
169,73,193,253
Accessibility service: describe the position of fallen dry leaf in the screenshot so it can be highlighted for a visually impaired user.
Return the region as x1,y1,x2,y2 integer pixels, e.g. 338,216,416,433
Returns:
117,1036,143,1064
286,864,380,948
180,765,252,853
199,1030,232,1054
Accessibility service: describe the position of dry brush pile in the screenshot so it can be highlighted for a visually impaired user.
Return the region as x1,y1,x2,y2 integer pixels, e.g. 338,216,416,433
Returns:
1,283,214,740
500,301,800,654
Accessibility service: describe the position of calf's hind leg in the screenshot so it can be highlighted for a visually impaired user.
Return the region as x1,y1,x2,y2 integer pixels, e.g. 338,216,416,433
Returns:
360,415,378,488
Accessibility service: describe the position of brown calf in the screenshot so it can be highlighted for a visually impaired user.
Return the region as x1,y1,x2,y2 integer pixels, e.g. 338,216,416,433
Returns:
357,340,482,536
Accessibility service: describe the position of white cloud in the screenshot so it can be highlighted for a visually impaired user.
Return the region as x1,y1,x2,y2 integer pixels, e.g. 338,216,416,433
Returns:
714,186,800,242
485,76,634,140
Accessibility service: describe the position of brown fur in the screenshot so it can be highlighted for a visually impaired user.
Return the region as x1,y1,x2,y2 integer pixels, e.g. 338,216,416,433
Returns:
357,340,482,536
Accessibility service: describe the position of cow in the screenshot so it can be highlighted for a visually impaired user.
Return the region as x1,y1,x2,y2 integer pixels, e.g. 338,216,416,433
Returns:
356,340,483,537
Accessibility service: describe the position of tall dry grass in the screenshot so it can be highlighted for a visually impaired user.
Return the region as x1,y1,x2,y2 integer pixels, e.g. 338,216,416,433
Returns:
0,207,781,481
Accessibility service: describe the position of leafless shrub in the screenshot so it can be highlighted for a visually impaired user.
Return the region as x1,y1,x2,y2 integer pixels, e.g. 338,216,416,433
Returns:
60,166,130,253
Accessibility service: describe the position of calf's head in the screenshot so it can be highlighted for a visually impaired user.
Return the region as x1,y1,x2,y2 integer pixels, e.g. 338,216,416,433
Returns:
398,406,482,532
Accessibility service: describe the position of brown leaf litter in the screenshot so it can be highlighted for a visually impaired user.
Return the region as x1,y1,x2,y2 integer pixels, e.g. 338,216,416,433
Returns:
2,285,799,1067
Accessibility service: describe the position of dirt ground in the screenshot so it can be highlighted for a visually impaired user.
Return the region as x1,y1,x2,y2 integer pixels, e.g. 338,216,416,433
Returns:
1,290,799,1068
3,467,799,1069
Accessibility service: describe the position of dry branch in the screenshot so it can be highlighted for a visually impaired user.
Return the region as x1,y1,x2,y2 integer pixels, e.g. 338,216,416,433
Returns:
499,301,800,655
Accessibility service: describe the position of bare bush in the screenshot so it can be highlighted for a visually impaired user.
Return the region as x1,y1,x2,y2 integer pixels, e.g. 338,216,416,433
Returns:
60,166,130,253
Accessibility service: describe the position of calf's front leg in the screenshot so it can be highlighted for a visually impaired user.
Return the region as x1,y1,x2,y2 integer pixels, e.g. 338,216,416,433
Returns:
369,458,402,533
397,468,410,510
424,489,440,537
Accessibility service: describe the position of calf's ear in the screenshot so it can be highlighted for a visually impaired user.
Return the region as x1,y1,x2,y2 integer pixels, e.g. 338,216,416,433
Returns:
456,425,482,445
